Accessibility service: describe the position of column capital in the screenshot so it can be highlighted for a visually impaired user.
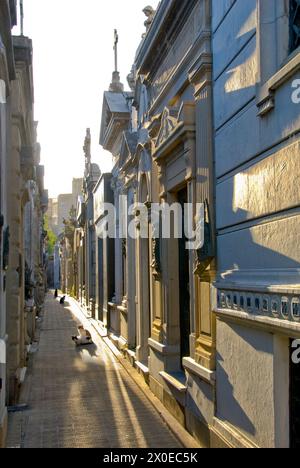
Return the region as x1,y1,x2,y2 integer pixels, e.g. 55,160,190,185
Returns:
188,53,212,100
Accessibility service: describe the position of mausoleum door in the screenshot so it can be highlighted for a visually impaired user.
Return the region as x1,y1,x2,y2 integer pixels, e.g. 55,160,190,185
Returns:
97,237,104,322
136,175,152,364
177,187,191,364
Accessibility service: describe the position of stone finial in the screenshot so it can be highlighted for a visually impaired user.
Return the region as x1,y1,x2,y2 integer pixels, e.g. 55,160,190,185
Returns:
109,71,124,93
142,5,156,38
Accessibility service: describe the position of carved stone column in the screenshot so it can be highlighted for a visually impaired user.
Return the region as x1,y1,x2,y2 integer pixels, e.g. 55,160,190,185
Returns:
126,186,137,349
189,54,217,371
150,133,165,345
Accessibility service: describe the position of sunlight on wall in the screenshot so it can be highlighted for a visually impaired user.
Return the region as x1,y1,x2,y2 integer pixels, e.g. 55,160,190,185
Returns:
224,46,257,95
233,172,248,214
233,169,271,215
236,8,256,39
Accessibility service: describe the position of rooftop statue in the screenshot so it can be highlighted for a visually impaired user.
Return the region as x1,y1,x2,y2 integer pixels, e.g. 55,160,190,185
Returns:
127,66,136,92
83,128,91,167
142,6,156,38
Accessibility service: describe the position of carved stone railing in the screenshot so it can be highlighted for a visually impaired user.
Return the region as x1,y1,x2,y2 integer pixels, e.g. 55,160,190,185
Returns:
217,289,300,324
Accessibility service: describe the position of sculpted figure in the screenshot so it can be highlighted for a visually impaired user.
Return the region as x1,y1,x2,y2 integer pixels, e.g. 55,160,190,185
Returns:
142,6,156,38
139,83,149,123
83,128,91,167
127,66,136,92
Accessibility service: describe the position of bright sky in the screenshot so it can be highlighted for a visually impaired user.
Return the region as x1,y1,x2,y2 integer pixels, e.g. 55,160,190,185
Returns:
13,0,159,198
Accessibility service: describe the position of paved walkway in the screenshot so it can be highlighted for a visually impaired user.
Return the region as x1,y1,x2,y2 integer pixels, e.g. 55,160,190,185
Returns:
6,294,181,449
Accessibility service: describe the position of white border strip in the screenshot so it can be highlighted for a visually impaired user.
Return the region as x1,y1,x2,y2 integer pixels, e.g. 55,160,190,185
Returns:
0,339,6,365
0,79,6,104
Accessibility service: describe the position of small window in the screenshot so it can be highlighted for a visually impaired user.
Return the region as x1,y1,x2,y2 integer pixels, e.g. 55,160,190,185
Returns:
290,0,300,53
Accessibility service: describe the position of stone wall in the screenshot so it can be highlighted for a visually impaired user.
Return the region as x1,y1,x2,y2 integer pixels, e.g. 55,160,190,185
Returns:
213,0,300,448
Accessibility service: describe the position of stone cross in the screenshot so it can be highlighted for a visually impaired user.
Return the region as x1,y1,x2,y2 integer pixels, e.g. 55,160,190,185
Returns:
114,29,118,72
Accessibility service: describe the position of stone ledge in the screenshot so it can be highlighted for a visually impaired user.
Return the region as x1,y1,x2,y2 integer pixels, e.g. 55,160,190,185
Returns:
215,307,300,338
183,357,215,385
117,336,128,351
159,371,187,394
109,333,120,349
149,338,180,356
135,361,149,376
216,268,300,294
212,417,259,449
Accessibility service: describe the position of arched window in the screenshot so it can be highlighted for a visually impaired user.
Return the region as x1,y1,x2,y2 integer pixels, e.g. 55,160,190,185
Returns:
290,0,300,53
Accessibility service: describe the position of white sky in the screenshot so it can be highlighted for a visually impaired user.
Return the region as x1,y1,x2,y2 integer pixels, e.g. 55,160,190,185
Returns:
13,0,159,198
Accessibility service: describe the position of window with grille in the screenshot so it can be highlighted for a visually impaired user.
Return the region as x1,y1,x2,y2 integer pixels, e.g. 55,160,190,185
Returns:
290,0,300,53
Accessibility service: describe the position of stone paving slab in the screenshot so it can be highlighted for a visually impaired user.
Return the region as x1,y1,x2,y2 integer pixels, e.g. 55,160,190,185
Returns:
6,294,181,449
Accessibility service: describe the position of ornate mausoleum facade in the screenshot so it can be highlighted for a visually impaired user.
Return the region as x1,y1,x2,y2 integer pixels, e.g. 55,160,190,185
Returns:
135,0,216,446
97,0,216,447
58,0,300,449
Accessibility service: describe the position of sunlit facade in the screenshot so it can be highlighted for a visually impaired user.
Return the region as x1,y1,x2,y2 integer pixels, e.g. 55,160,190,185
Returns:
57,0,300,449
214,0,300,448
97,0,216,447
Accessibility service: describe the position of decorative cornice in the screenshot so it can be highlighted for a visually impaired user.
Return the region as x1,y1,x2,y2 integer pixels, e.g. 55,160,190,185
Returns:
188,51,213,98
135,0,177,71
216,269,300,294
102,113,130,154
215,303,300,339
147,29,211,115
136,0,198,75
